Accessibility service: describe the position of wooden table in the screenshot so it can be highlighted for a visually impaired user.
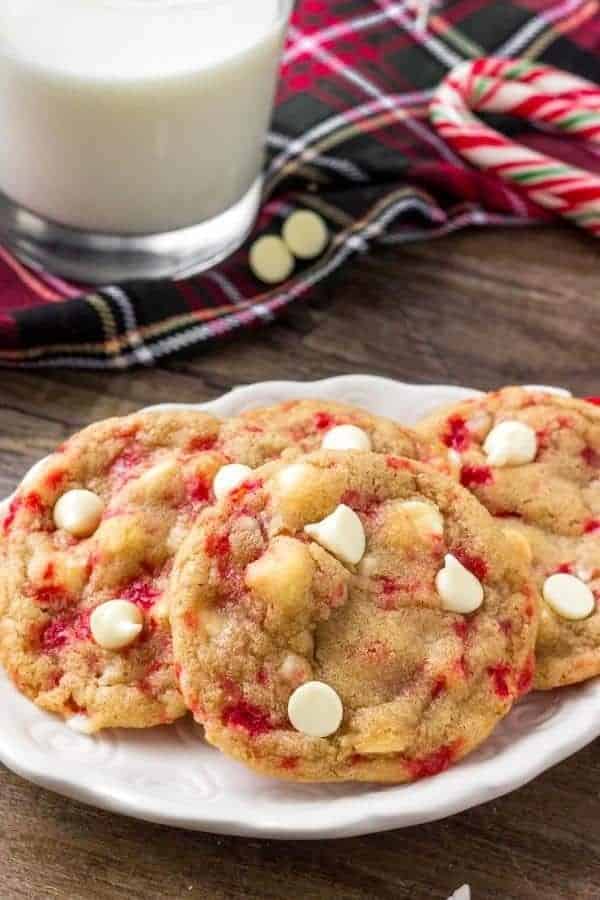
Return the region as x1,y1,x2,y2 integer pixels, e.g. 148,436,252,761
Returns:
1,226,599,900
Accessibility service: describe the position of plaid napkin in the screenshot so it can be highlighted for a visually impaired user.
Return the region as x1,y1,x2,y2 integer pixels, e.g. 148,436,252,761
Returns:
1,0,599,369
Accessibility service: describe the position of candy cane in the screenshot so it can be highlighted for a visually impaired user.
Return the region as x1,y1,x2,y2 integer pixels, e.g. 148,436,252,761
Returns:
430,57,600,236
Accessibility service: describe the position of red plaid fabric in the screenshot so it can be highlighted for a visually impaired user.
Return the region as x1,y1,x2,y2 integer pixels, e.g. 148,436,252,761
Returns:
1,0,599,369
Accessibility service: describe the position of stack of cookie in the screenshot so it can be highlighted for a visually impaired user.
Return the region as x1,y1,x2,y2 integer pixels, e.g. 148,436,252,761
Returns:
0,389,598,783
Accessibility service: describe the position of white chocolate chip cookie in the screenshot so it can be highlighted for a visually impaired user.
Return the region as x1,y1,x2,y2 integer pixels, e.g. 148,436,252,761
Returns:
169,450,538,783
0,408,228,731
417,387,600,689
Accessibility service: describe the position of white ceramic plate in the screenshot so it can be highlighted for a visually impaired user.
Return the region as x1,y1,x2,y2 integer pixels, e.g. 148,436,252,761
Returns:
1,375,598,840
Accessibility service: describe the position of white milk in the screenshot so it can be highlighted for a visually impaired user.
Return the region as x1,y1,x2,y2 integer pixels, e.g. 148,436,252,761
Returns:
0,0,287,234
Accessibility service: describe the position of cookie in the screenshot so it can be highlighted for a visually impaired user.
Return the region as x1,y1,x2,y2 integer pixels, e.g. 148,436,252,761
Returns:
0,409,227,732
218,399,448,470
170,450,537,782
417,386,600,689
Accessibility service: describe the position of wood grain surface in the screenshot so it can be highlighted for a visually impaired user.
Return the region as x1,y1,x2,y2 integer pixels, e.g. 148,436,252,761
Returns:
1,226,599,900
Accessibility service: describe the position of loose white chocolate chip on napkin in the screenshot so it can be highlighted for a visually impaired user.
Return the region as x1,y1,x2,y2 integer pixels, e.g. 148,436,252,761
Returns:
90,600,144,650
436,553,484,613
213,463,253,500
249,235,294,284
305,504,366,566
543,573,595,620
282,209,329,260
483,420,537,467
288,681,343,737
53,489,104,538
322,424,372,451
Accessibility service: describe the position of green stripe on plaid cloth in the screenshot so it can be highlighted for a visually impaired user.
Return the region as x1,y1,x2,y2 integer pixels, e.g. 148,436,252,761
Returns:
0,0,599,369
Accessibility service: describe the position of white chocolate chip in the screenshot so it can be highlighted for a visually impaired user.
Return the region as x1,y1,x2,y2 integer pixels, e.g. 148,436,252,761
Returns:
399,499,444,536
66,714,94,735
322,424,372,452
90,600,144,650
282,209,329,260
483,420,537,467
288,681,343,738
213,464,253,500
543,573,595,620
447,887,471,900
279,653,312,687
305,504,366,566
436,554,484,614
246,536,315,622
249,235,294,284
276,462,313,494
53,489,104,538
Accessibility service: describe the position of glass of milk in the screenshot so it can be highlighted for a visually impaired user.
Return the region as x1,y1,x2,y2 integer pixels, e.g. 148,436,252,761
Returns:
0,0,292,283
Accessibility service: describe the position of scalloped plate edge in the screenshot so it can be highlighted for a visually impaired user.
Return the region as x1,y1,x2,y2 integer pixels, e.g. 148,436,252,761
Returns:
1,375,598,841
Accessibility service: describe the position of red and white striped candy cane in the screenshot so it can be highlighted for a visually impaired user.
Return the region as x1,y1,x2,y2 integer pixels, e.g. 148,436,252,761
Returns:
430,57,600,236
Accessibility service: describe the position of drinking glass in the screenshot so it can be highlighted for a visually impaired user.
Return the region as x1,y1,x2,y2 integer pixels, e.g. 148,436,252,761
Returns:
0,0,292,282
